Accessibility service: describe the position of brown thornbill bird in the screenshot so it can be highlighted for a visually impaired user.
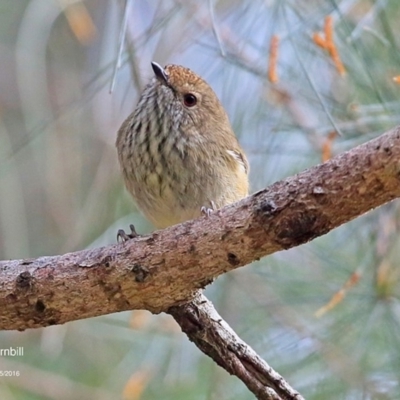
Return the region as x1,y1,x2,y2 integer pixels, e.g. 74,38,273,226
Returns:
116,62,249,232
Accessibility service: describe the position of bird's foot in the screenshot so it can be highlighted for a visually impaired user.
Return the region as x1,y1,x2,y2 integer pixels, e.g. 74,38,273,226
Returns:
117,224,139,243
201,201,217,217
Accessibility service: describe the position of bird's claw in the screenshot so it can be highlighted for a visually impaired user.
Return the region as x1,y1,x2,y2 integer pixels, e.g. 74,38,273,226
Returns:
201,201,217,217
117,224,139,243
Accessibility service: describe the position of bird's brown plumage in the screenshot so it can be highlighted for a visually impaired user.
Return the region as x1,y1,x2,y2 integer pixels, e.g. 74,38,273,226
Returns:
116,63,249,229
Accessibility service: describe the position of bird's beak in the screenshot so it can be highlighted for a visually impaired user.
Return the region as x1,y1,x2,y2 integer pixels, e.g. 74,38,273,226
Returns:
151,62,169,85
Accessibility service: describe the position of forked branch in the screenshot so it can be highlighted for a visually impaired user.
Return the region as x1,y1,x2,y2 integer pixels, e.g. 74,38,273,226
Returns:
1,126,400,398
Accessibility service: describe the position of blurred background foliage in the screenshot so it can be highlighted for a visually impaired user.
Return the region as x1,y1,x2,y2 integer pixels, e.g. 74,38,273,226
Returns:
0,0,400,399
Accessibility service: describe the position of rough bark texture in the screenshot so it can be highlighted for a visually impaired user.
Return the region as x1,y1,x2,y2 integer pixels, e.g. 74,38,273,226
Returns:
0,126,399,331
168,293,304,400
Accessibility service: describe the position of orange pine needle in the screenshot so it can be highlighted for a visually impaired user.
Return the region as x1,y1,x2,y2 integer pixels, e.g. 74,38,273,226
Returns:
321,131,338,162
328,42,346,76
313,16,346,76
268,35,279,84
129,310,151,329
123,370,152,400
324,16,334,47
64,2,97,45
315,271,361,317
313,33,328,49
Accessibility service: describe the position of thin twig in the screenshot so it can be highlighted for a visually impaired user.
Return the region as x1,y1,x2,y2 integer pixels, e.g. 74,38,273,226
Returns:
208,0,226,57
110,0,133,93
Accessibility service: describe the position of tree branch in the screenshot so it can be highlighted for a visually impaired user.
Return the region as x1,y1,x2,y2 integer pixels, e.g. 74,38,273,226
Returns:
168,293,304,400
1,125,399,331
2,125,400,399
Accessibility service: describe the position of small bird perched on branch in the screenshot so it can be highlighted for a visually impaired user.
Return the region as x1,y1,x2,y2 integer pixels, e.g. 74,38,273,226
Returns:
116,62,249,232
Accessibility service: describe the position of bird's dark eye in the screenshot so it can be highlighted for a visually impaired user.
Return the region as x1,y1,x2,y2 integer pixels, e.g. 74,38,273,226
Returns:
183,93,197,107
